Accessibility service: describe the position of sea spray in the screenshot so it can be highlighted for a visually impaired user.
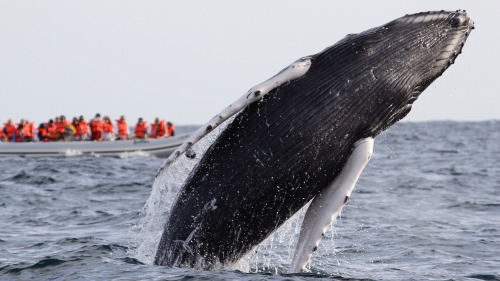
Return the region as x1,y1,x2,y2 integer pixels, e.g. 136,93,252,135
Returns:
130,115,342,271
130,120,232,264
129,114,345,270
232,204,308,273
232,203,341,273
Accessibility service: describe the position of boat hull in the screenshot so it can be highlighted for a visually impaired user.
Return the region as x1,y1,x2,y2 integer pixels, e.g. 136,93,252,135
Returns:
0,133,190,157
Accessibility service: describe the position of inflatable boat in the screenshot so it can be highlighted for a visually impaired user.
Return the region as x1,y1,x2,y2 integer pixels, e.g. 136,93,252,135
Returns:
0,133,191,157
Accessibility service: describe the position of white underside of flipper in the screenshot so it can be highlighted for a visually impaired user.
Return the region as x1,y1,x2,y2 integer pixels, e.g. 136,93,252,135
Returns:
156,57,312,176
288,137,374,273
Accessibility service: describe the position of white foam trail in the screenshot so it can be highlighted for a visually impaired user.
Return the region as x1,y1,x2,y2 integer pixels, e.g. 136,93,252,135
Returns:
118,151,151,159
64,149,83,156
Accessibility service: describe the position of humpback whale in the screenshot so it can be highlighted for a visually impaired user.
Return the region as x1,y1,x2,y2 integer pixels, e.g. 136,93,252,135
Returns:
154,10,474,272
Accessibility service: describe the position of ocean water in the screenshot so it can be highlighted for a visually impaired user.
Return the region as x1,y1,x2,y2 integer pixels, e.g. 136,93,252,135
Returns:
0,122,499,281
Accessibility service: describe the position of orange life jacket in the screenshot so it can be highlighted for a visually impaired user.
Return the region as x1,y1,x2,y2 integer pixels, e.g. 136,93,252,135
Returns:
167,125,176,137
116,120,129,136
22,124,31,138
103,122,114,133
150,120,166,138
3,123,16,139
23,122,35,139
134,122,148,138
90,120,103,133
55,121,67,134
30,122,35,137
73,123,83,136
37,125,48,141
45,123,57,140
79,121,90,134
38,127,47,137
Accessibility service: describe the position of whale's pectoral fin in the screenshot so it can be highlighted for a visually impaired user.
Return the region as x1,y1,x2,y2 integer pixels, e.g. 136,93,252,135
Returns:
288,137,374,273
156,57,312,177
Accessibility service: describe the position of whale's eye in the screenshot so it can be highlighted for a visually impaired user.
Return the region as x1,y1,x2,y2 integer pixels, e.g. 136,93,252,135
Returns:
450,16,465,27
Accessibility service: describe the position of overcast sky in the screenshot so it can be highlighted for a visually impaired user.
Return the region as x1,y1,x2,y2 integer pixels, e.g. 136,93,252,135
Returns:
0,0,497,126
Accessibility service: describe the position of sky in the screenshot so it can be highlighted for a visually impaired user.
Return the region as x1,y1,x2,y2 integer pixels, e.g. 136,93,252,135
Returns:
0,0,498,126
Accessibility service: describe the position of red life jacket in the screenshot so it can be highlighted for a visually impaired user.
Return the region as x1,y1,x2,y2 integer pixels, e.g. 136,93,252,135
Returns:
73,122,83,136
134,122,148,138
0,128,4,139
167,124,176,137
116,120,129,136
37,125,48,141
23,122,35,139
30,122,35,138
103,122,114,133
3,123,16,139
90,120,103,133
79,121,90,134
38,127,47,137
55,121,67,134
150,120,166,138
45,123,57,140
22,124,31,138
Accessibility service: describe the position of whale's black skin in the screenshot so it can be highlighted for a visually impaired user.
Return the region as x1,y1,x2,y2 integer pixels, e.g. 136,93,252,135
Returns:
155,11,473,269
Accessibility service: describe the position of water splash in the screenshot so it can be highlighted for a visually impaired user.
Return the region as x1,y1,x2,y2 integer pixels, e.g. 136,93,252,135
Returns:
64,149,83,157
129,115,341,272
118,151,151,159
231,202,318,273
130,119,232,265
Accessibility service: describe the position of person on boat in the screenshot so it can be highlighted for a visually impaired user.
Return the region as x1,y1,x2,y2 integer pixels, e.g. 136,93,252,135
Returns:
72,117,84,141
17,119,31,142
13,122,24,142
102,116,115,141
134,118,148,140
3,119,17,142
21,119,35,142
54,116,66,141
166,121,176,137
29,120,36,141
89,113,103,141
63,121,76,141
0,124,4,141
150,117,166,139
37,123,49,142
79,116,90,141
115,115,129,140
45,119,58,141
13,119,31,142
